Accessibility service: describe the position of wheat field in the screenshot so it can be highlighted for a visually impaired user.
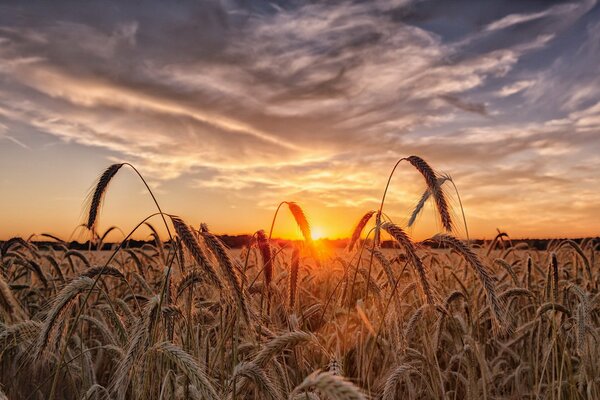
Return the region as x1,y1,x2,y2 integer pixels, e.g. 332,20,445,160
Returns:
0,156,598,400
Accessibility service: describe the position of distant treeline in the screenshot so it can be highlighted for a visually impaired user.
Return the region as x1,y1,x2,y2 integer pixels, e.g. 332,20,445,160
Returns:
1,236,598,250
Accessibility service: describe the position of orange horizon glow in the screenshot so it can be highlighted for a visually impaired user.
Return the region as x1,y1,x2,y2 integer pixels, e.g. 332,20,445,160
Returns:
0,158,598,243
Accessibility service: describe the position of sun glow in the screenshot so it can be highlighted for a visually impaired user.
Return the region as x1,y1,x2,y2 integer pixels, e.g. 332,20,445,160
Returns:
310,226,326,240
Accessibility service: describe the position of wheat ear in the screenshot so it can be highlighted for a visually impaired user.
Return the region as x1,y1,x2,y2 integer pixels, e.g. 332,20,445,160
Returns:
35,276,96,358
154,341,219,400
432,234,510,336
170,216,223,290
201,227,250,324
230,361,282,400
348,210,376,251
85,163,124,230
408,175,449,228
381,222,436,304
405,156,453,232
256,230,273,289
291,370,367,400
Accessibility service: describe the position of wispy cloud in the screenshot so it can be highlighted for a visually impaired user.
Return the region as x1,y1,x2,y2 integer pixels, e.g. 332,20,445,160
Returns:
484,3,579,32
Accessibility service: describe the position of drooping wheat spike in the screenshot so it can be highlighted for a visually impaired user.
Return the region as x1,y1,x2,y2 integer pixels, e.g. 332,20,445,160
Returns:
44,254,65,283
576,303,587,357
110,295,160,399
381,222,436,304
371,248,396,288
445,290,467,308
1,237,34,260
288,246,300,309
230,361,282,400
231,331,313,396
493,258,519,287
536,302,571,318
170,216,223,290
80,384,110,400
256,230,273,289
0,273,27,320
498,287,534,303
154,341,219,400
550,252,559,302
81,314,119,346
174,270,207,300
85,163,124,231
486,231,510,256
253,331,314,367
0,320,42,343
287,202,312,243
432,233,511,336
404,304,429,346
348,210,376,251
371,248,403,313
558,240,592,282
287,202,321,267
290,393,321,400
569,284,590,326
405,156,453,232
201,227,250,324
35,276,96,358
382,364,421,400
408,175,449,228
291,370,367,400
399,281,418,301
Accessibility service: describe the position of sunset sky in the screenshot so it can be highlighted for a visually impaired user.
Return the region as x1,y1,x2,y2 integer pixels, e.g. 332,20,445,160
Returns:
1,0,599,241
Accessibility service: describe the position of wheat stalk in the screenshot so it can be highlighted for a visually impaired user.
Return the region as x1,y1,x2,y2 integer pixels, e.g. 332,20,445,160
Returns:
431,234,510,336
381,222,436,304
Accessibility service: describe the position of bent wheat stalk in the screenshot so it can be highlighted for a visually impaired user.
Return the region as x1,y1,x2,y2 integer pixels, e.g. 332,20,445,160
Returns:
381,222,436,304
431,234,510,336
201,226,250,324
348,210,376,252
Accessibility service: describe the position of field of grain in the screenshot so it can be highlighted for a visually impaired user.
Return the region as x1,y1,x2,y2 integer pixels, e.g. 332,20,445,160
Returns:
0,157,598,400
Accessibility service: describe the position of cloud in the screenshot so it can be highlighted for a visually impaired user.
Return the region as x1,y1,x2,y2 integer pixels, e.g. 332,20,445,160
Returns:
495,80,535,97
484,4,579,32
0,0,598,237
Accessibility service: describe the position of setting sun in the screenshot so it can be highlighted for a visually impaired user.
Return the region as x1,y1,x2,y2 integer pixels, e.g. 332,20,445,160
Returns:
310,226,326,240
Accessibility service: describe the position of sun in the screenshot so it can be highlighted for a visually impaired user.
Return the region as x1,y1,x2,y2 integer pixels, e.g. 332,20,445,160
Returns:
311,226,326,240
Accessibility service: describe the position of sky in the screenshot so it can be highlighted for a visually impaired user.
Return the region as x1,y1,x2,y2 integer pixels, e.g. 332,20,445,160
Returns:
0,0,599,241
